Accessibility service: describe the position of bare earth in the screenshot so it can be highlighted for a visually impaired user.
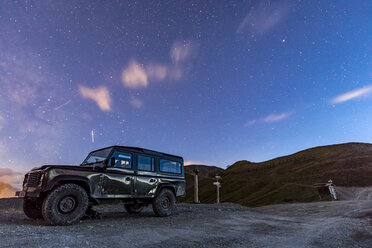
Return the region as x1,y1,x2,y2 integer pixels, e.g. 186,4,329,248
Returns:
0,189,371,248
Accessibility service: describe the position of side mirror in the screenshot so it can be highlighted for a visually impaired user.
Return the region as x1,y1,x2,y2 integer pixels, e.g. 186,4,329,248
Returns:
110,157,116,167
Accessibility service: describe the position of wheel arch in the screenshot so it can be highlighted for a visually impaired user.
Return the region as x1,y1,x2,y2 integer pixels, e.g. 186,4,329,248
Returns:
45,176,92,197
155,183,176,197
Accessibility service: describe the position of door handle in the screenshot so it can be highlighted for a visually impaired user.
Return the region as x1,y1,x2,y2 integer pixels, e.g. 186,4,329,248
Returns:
149,178,156,183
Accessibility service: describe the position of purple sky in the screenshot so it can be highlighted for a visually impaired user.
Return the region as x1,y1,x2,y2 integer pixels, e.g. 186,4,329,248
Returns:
1,1,372,177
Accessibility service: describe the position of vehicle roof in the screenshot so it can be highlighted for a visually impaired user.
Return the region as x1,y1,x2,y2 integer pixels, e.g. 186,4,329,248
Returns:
90,146,184,161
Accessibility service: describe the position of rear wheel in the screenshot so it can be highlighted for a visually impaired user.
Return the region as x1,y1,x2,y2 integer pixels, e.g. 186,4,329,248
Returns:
42,184,89,225
23,198,43,220
152,188,176,217
124,203,145,214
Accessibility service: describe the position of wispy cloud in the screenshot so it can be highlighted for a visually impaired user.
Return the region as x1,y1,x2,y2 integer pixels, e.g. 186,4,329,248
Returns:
244,120,257,127
145,63,168,81
0,40,74,171
0,23,108,174
121,40,197,89
237,1,289,35
79,85,112,111
0,52,45,106
331,85,372,104
262,112,292,122
170,40,197,63
129,96,144,109
245,112,292,127
146,63,183,81
121,61,148,88
0,115,5,130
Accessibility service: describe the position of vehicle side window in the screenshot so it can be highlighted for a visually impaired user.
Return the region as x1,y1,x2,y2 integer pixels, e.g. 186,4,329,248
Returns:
137,155,154,171
109,151,132,169
159,159,181,174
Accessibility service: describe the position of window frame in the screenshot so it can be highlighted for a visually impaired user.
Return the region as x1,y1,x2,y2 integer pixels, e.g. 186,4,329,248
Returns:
137,154,155,172
108,150,133,170
158,158,182,174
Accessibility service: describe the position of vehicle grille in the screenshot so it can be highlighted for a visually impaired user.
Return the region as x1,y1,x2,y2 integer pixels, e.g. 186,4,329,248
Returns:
25,171,42,187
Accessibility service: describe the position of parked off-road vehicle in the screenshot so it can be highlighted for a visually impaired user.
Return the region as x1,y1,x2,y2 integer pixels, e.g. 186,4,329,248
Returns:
16,146,185,225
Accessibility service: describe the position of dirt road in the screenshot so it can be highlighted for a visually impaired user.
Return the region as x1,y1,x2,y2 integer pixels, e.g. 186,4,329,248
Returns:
0,197,371,248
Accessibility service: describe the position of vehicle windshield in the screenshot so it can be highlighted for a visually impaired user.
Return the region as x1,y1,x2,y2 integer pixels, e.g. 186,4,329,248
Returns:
82,148,113,165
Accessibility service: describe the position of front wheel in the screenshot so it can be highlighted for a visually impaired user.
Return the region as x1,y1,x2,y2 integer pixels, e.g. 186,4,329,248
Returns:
42,184,89,225
23,198,43,220
152,188,176,217
124,203,145,214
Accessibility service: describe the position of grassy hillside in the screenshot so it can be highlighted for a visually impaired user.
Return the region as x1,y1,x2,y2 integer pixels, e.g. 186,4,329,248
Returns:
0,182,15,198
184,143,372,207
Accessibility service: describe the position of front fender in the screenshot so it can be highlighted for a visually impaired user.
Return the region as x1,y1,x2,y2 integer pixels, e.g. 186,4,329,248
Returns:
44,174,93,194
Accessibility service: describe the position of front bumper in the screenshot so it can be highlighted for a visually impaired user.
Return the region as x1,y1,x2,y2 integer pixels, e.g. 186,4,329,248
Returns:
15,188,41,198
15,191,24,197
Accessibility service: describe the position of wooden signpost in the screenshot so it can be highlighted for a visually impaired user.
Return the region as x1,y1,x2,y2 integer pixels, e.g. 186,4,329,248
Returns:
193,169,199,203
214,175,221,204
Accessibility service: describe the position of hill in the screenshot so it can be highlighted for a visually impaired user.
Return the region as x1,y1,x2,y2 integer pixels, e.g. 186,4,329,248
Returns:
184,165,224,203
185,164,223,179
184,142,372,206
0,182,16,198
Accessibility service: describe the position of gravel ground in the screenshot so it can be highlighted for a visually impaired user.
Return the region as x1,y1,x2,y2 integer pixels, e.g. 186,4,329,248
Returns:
0,197,371,248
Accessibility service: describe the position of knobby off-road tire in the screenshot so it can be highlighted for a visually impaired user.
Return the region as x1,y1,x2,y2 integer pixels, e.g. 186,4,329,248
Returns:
23,198,43,219
152,188,176,217
42,184,89,225
124,203,145,214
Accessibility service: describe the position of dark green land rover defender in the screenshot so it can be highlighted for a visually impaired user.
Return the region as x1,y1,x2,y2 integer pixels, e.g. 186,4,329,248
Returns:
16,146,186,225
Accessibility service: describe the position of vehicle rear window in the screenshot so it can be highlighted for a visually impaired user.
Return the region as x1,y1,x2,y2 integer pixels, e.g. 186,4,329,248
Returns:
138,155,154,171
159,159,181,174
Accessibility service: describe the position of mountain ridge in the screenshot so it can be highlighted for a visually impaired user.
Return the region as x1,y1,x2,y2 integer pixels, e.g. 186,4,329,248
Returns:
183,142,372,206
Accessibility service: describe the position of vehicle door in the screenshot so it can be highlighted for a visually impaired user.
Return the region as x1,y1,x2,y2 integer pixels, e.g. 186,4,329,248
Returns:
135,154,159,197
100,150,134,197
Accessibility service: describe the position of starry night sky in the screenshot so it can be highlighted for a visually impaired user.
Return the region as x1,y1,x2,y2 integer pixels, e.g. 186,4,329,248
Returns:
1,1,372,174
